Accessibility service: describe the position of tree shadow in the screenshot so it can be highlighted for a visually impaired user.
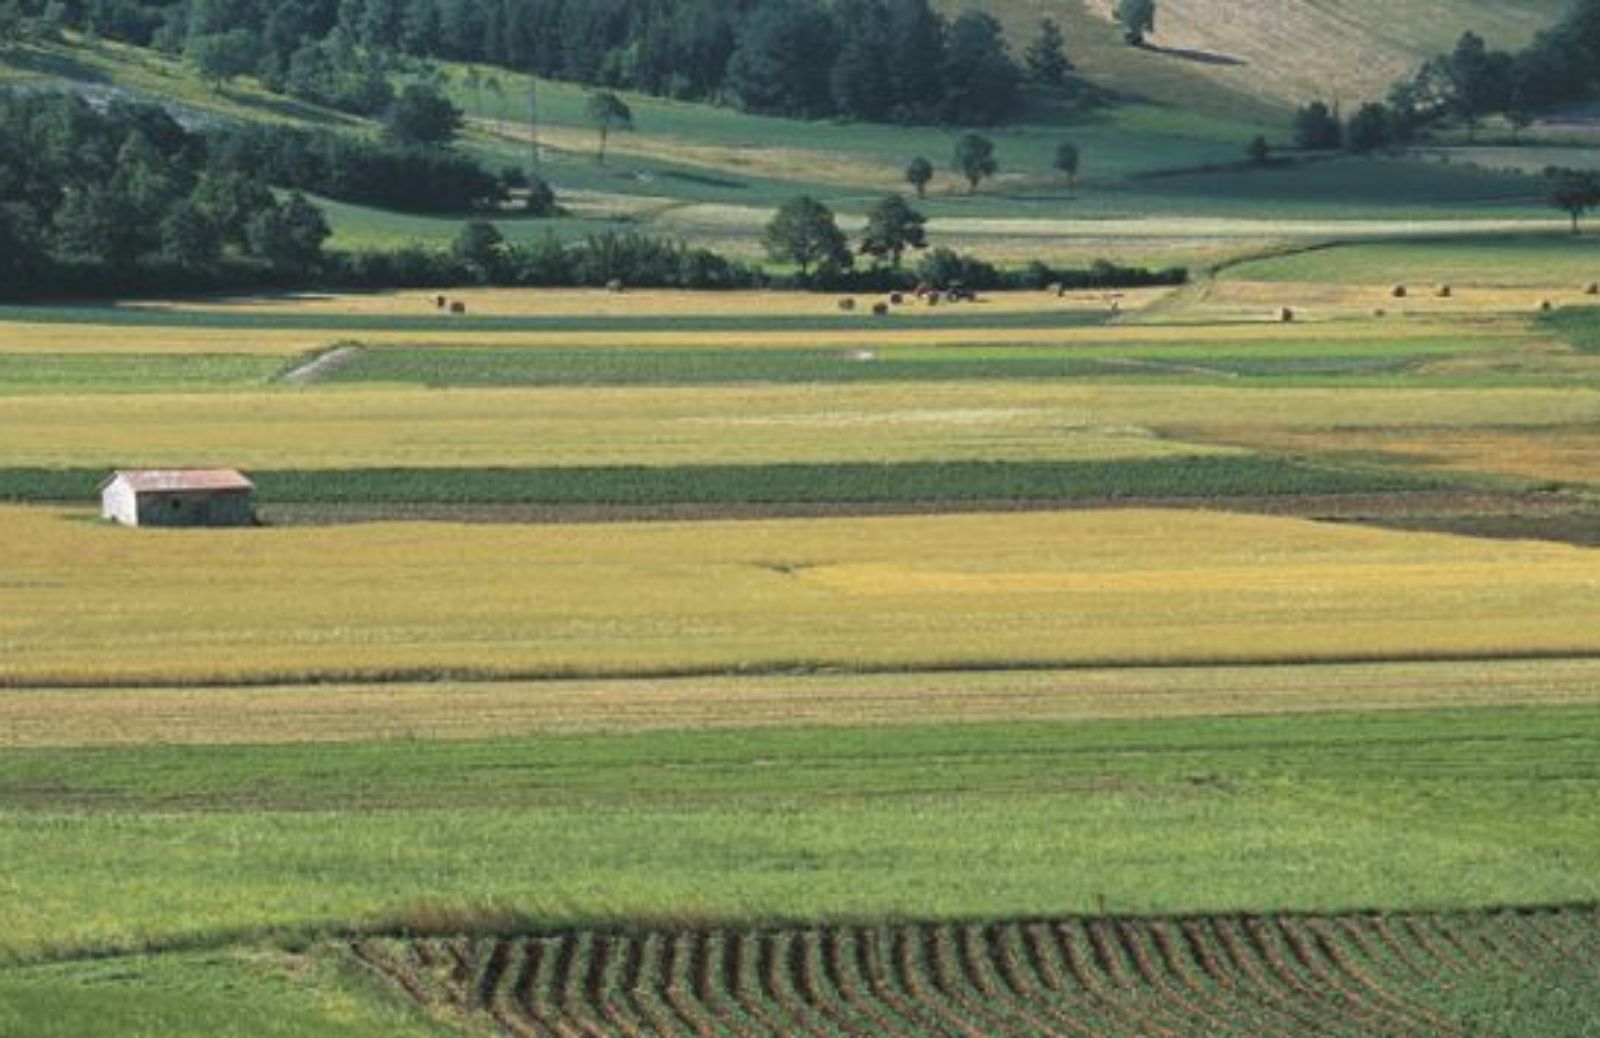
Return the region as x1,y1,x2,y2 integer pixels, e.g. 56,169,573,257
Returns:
1,47,109,83
1146,45,1248,68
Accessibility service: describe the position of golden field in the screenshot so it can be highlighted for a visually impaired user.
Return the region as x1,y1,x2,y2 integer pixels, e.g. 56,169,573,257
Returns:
4,506,1600,685
1,381,1596,469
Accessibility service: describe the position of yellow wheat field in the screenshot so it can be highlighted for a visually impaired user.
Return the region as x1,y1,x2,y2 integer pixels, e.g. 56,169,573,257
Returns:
3,506,1600,685
0,382,1595,469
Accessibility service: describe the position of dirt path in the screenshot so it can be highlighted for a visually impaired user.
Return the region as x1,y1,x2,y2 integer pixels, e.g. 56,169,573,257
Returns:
278,344,362,384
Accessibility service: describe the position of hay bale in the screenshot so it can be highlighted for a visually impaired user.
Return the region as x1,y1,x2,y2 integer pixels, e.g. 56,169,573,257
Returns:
1373,308,1387,317
435,294,447,309
1435,284,1452,298
926,294,940,307
605,279,625,294
1277,306,1295,323
871,302,890,317
449,301,466,314
848,349,878,362
838,297,857,312
1585,282,1599,296
1045,282,1063,296
1540,299,1554,312
888,292,905,305
1390,284,1408,298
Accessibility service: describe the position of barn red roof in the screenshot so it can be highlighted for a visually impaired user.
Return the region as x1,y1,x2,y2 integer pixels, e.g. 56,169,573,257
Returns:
105,469,255,493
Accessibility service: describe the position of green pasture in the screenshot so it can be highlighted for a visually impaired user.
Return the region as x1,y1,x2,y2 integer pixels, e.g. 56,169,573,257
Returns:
314,335,1501,389
1,705,1596,965
1545,306,1600,351
0,952,441,1038
0,354,283,394
1233,235,1600,285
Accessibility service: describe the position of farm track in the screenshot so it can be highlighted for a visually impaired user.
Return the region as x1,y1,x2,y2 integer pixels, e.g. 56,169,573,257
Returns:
349,908,1600,1037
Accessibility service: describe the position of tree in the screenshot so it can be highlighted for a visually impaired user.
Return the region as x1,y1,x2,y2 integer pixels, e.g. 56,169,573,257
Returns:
906,155,933,198
859,193,927,267
952,132,997,194
1115,0,1155,46
1246,135,1271,164
160,201,222,270
385,82,462,146
1345,103,1391,153
247,192,329,273
1024,17,1071,87
1053,141,1080,187
940,10,1020,124
1292,101,1342,149
725,0,839,118
584,90,633,165
762,195,851,277
1443,30,1512,141
187,29,260,88
452,219,505,278
1548,167,1600,235
831,0,894,121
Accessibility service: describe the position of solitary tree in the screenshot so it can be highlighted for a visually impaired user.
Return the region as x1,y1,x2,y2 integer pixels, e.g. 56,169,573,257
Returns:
764,196,852,277
187,30,259,89
1548,167,1600,235
1053,141,1080,188
1115,0,1156,46
906,156,934,199
585,90,633,165
385,83,463,146
860,194,928,268
953,133,997,194
1024,18,1072,87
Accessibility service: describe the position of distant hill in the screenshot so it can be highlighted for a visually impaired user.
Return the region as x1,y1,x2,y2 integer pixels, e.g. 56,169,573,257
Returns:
964,0,1568,114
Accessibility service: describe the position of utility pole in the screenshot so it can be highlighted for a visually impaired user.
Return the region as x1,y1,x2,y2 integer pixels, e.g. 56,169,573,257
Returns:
526,75,540,174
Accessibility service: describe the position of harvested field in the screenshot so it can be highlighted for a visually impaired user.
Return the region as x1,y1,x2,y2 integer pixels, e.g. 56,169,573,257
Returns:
5,657,1600,747
352,907,1600,1038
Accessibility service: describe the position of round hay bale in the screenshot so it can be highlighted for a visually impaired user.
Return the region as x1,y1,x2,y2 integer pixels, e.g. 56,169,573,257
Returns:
838,297,857,312
1540,299,1554,312
871,302,890,317
1585,282,1599,296
449,301,467,314
1373,308,1387,317
1391,284,1408,299
926,294,940,307
1277,306,1295,323
605,279,625,294
435,294,448,309
1045,282,1063,296
1435,284,1452,298
888,292,905,305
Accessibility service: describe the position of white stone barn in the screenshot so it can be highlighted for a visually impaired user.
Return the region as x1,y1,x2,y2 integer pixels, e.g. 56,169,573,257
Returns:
100,469,256,528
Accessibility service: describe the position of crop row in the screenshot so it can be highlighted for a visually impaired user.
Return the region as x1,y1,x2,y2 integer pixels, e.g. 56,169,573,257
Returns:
350,908,1600,1037
0,457,1442,507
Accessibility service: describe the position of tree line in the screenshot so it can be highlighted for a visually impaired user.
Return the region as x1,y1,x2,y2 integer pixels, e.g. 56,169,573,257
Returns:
5,0,1075,125
1289,0,1600,153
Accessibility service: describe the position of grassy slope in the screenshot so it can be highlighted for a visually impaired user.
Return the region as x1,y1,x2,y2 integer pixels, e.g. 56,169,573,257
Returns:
975,0,1567,113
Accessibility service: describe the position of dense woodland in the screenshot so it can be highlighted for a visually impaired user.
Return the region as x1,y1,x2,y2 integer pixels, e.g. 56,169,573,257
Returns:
4,0,1041,124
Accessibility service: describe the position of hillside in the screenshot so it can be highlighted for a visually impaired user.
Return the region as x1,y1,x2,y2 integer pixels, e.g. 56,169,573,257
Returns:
968,0,1568,114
